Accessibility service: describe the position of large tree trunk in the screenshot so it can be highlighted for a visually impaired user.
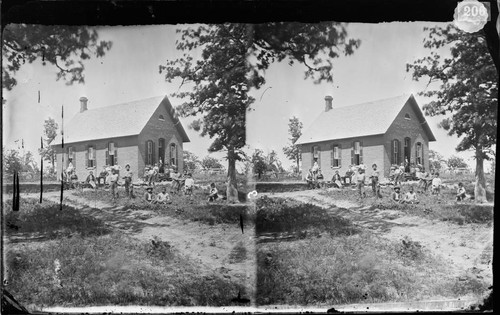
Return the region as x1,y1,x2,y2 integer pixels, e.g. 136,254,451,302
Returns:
474,148,487,203
227,147,239,203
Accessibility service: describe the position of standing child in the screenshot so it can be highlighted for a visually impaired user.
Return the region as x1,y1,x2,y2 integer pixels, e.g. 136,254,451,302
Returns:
122,164,134,198
431,172,442,195
370,163,382,198
355,168,366,198
456,182,467,201
108,169,119,199
184,173,195,196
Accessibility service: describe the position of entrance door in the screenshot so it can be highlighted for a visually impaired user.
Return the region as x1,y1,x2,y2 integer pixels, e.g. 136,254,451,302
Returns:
158,138,165,172
404,137,411,165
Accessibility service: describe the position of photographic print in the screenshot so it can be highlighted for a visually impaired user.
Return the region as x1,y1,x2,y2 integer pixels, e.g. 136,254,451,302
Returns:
1,0,497,313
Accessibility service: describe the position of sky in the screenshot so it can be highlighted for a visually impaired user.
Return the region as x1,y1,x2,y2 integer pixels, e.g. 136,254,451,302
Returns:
2,22,489,172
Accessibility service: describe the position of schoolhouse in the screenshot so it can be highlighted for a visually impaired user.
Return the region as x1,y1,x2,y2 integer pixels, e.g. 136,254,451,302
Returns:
52,95,190,181
295,94,436,180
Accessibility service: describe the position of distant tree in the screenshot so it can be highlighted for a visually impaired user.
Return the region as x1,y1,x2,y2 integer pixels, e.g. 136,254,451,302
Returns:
251,149,267,179
3,147,23,177
39,117,58,169
2,25,112,91
201,156,225,170
161,23,360,202
429,150,444,172
407,24,497,203
2,147,38,178
267,150,285,173
183,150,201,171
447,156,468,170
282,116,303,173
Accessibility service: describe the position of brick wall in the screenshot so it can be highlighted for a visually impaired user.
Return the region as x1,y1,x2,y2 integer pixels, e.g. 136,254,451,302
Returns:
383,99,432,176
138,101,185,173
300,134,385,180
55,135,138,181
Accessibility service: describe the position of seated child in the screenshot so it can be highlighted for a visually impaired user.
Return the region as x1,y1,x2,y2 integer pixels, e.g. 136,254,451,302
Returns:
86,171,97,189
184,173,195,195
208,183,219,202
155,187,172,204
403,186,419,204
144,186,154,203
391,186,402,203
331,170,342,188
456,182,467,201
431,173,442,195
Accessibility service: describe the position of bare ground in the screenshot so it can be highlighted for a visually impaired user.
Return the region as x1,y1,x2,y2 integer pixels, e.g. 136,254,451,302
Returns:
265,189,493,286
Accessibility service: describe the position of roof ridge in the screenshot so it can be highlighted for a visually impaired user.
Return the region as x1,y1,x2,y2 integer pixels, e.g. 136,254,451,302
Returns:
77,95,165,113
335,93,411,109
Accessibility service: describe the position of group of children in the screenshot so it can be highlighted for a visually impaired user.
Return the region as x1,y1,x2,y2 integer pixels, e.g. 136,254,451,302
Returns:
142,182,221,204
306,160,470,202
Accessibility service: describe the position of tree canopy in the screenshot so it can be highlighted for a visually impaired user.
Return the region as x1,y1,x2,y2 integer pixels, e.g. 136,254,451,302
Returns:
38,117,58,168
446,156,468,170
2,24,112,91
407,24,497,202
160,23,360,200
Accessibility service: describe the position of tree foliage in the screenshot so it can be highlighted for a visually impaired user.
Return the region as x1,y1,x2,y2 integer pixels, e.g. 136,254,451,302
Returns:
282,116,303,173
447,155,468,170
38,117,58,168
160,23,360,201
2,147,38,177
428,149,444,172
2,24,112,91
201,156,225,170
251,149,284,178
183,150,201,171
407,24,497,202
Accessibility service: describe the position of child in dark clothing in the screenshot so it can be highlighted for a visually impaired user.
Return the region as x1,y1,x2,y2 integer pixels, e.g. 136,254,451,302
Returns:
370,163,382,198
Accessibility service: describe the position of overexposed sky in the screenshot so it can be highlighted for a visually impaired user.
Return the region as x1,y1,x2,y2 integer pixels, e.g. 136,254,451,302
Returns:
2,22,485,170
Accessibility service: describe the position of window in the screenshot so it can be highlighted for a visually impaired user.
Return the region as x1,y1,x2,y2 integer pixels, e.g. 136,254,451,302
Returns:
351,141,363,165
404,137,411,164
67,146,75,164
146,140,155,165
86,146,96,168
391,139,401,165
404,113,411,120
312,145,320,167
107,142,117,166
416,142,423,165
170,143,177,167
159,115,165,121
331,144,341,167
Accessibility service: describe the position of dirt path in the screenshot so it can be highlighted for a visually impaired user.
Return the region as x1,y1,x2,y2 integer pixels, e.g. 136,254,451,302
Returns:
265,190,493,285
30,191,256,299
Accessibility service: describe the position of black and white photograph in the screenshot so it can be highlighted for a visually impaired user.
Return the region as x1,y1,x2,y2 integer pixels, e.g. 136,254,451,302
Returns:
1,0,497,313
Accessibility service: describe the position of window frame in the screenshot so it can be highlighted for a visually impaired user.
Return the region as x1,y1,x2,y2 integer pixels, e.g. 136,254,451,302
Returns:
87,145,96,168
331,144,341,168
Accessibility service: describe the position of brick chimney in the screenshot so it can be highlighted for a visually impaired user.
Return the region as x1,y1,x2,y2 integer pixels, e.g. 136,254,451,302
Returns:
79,96,88,113
325,95,333,112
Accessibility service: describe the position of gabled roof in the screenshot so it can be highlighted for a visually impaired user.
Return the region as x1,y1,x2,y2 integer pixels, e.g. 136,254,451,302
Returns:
53,95,190,145
295,94,436,145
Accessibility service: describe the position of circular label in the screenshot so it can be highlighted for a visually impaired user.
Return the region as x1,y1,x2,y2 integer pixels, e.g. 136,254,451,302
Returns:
453,0,489,33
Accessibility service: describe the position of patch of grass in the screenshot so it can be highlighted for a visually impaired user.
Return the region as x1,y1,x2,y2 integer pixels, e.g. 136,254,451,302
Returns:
5,233,244,307
228,241,248,264
257,233,488,305
255,196,358,237
73,187,253,226
321,185,493,225
3,198,110,238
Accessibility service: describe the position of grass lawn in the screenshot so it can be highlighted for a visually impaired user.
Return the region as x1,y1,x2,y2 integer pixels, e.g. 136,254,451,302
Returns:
319,183,493,226
4,198,245,309
255,195,489,305
5,233,244,308
257,233,488,306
